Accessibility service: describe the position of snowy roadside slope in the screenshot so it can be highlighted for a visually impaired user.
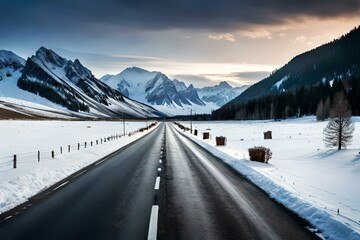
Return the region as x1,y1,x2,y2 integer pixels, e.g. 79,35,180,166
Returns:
0,121,159,215
174,123,360,240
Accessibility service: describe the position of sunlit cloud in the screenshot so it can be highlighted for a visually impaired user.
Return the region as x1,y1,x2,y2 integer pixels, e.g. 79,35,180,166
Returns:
208,33,236,42
164,63,276,87
295,36,307,41
237,29,272,39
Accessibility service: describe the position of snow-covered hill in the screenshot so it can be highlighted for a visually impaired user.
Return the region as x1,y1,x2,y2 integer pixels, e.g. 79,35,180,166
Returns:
197,81,248,107
0,48,162,119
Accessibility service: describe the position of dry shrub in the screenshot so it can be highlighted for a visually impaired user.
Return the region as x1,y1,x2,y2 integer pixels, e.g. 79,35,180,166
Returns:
248,146,272,163
203,132,210,139
216,136,226,146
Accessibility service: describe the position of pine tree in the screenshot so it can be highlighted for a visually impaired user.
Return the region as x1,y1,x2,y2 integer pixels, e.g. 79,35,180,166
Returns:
323,91,354,150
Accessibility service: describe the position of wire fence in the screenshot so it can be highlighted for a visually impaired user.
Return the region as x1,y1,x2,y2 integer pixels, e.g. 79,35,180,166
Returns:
0,122,158,171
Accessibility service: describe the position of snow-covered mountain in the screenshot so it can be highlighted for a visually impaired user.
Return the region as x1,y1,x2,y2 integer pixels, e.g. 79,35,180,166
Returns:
0,48,162,119
197,81,248,107
101,67,216,116
0,50,25,74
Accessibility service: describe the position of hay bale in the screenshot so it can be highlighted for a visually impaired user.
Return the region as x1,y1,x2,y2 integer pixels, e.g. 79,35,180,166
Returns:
203,132,210,139
264,131,272,139
248,146,272,163
216,136,226,146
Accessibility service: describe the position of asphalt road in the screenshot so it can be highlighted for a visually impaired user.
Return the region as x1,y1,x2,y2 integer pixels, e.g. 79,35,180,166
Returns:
0,122,318,240
158,123,318,240
0,123,165,240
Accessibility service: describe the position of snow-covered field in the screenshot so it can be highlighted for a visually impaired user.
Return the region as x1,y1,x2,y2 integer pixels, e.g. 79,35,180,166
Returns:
178,117,360,239
0,120,157,214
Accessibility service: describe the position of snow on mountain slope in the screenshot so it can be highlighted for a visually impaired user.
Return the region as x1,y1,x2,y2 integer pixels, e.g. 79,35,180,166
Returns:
197,81,248,107
174,79,205,106
103,67,157,100
101,67,212,116
0,50,25,72
271,75,289,92
0,50,75,118
14,48,161,118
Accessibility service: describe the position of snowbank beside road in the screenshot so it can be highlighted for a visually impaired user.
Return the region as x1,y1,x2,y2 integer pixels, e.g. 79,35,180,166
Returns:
176,118,360,239
0,120,158,214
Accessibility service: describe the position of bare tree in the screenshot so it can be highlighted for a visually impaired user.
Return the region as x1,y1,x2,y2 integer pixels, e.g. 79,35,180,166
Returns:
323,91,354,150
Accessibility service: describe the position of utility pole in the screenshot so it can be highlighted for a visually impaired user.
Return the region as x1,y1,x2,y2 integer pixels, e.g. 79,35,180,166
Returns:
190,109,193,134
122,113,126,136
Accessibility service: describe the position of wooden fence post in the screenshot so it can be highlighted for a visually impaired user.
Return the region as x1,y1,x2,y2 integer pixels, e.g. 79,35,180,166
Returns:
60,147,63,154
13,155,17,168
96,140,98,145
91,141,93,147
78,143,80,150
38,151,40,162
85,142,87,148
68,145,71,152
51,150,54,158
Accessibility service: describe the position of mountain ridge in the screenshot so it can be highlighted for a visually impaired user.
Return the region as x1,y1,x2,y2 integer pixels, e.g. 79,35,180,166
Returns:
226,26,360,106
0,47,162,119
101,66,245,115
197,81,248,107
214,26,360,120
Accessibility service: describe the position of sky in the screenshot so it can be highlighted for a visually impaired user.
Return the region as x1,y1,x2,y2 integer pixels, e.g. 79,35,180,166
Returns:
1,0,360,87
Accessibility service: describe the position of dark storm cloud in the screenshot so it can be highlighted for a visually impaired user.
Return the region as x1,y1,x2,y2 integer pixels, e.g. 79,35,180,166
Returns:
1,0,360,33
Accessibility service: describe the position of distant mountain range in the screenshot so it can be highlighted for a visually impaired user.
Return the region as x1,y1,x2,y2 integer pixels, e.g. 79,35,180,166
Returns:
0,48,246,118
101,67,245,116
197,81,248,107
0,47,162,119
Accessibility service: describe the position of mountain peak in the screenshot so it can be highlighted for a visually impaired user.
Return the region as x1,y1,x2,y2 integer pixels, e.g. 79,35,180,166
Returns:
0,50,26,69
35,47,66,67
70,58,92,77
127,66,151,74
218,81,232,88
36,47,56,57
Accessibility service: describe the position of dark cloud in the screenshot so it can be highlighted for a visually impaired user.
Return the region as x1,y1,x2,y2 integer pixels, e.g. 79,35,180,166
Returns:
1,0,360,34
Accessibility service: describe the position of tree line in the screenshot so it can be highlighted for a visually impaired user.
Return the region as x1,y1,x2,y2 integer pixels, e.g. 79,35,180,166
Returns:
212,77,360,121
